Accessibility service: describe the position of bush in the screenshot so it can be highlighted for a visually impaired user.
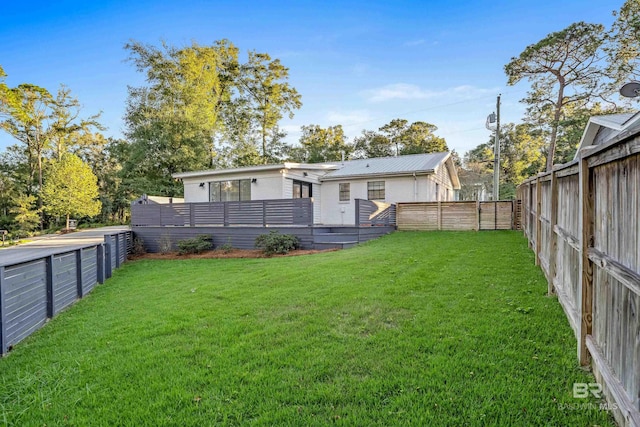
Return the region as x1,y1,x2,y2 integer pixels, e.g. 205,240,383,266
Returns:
177,235,213,255
255,231,299,256
131,237,146,256
218,237,233,254
158,235,173,254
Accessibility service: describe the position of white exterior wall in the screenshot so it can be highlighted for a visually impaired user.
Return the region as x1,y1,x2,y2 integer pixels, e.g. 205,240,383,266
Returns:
320,174,442,225
182,169,286,203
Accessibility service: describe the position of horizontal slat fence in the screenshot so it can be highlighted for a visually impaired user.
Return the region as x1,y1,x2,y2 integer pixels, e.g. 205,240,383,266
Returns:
0,231,131,355
397,201,515,231
131,198,314,227
516,135,640,427
355,199,396,226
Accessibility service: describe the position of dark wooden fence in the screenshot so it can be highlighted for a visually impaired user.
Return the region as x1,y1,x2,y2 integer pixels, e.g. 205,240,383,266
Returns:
517,135,640,427
396,201,516,231
355,199,396,226
131,199,314,227
0,231,131,355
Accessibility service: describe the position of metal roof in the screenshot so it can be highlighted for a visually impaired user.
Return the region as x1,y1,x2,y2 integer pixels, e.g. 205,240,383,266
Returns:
590,112,637,131
321,152,450,180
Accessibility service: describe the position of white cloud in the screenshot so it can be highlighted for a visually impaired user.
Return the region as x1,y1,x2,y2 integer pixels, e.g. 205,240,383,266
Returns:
362,83,499,103
404,39,425,47
327,110,373,127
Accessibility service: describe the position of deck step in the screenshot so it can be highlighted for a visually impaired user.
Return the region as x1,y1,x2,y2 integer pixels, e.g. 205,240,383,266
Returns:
313,232,359,243
313,241,358,250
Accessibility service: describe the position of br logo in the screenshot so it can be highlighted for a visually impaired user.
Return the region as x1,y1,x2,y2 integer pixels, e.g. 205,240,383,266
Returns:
573,383,602,399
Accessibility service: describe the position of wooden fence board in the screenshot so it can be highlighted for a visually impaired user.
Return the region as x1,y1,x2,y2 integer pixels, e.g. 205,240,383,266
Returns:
397,201,513,231
517,138,640,425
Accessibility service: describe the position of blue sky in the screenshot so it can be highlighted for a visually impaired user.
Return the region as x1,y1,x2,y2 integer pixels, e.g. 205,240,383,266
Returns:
0,0,621,156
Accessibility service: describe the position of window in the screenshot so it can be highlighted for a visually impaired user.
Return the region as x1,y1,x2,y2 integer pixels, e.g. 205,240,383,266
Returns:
209,179,251,202
339,183,350,202
367,181,385,200
293,180,312,198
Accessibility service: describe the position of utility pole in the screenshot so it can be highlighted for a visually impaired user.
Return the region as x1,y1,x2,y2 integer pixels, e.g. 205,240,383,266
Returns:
493,94,501,201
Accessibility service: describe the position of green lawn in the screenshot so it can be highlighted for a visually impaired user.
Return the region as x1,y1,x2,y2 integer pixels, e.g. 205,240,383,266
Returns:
0,231,614,426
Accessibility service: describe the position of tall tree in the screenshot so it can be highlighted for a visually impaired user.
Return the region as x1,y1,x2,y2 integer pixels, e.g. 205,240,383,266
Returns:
49,86,103,160
379,119,408,156
399,121,448,154
607,0,640,89
0,84,53,205
296,124,352,163
237,51,302,162
41,154,101,229
505,22,608,171
124,41,231,194
9,194,40,236
352,130,394,159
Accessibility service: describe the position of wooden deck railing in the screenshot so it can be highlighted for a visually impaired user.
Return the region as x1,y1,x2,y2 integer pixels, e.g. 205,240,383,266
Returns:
355,199,396,226
131,198,314,227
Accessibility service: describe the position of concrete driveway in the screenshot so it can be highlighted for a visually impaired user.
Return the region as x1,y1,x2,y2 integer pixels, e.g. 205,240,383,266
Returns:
0,226,131,267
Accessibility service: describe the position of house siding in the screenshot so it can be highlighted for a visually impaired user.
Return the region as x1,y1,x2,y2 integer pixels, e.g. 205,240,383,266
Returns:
183,170,284,202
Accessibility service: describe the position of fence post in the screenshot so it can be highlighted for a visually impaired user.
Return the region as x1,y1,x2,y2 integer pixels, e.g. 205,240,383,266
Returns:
189,204,195,227
535,177,542,266
114,234,121,269
548,171,559,295
475,200,480,231
0,266,7,355
578,158,595,365
437,200,442,230
355,199,361,227
104,238,112,280
45,255,54,318
97,244,105,284
223,202,229,227
76,249,84,299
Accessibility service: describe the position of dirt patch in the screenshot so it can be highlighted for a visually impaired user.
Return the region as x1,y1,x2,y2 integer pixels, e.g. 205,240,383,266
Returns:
129,248,338,261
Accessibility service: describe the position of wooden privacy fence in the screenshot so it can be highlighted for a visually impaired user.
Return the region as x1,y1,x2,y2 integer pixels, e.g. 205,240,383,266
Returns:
517,135,640,427
131,198,314,227
396,201,516,231
0,231,131,355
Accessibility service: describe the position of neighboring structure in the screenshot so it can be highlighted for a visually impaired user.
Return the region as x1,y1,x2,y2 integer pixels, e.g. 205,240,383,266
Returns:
573,111,640,160
173,152,460,225
132,195,185,205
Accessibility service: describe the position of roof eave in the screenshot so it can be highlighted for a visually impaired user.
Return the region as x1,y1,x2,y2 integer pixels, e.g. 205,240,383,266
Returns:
320,170,435,182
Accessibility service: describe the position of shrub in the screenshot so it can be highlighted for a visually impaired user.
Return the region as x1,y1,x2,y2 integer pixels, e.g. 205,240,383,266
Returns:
131,237,146,256
158,234,173,254
177,235,213,255
255,231,299,256
218,237,233,254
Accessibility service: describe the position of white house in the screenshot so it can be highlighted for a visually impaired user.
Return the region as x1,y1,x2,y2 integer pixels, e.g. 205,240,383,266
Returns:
573,112,640,160
173,152,460,225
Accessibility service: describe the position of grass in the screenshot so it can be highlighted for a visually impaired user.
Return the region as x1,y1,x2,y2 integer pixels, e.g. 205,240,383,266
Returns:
0,231,614,426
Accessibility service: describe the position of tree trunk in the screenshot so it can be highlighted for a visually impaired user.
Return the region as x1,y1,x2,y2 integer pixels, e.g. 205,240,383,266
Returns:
66,213,70,231
262,112,267,164
546,84,565,172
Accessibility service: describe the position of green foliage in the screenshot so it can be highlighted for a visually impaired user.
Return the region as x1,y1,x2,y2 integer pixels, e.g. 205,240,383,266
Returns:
255,230,299,255
41,154,101,227
607,0,640,87
0,232,615,426
177,234,213,255
504,13,640,170
131,237,146,256
9,194,40,235
218,237,233,253
295,124,352,163
353,118,447,159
